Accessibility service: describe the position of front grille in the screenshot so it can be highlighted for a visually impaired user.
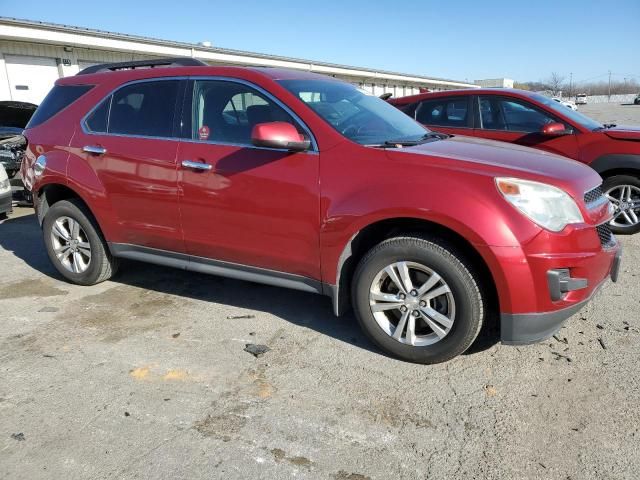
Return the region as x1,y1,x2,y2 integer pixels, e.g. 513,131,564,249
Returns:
596,223,615,248
584,185,604,205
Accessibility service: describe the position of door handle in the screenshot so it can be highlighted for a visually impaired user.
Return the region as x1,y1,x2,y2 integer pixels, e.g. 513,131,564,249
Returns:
181,160,212,171
83,145,107,155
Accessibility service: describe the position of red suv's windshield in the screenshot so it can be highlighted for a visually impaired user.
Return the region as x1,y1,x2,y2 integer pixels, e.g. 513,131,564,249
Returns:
531,93,602,131
278,79,430,146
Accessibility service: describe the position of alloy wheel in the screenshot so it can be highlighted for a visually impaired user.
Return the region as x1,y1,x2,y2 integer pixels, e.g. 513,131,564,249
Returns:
369,261,456,346
50,216,92,273
605,185,640,228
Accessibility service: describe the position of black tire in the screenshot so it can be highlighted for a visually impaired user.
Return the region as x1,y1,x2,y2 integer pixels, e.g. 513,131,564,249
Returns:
602,175,640,235
352,236,485,364
43,199,119,285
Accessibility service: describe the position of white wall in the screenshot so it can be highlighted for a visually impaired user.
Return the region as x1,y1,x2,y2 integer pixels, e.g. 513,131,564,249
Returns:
0,37,474,104
0,39,155,102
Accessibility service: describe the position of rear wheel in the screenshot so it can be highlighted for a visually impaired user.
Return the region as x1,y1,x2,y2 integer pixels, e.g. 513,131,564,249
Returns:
352,236,485,364
43,199,118,285
603,175,640,235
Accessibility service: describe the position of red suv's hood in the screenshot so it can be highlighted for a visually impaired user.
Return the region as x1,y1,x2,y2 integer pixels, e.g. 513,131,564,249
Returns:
603,125,640,141
388,135,601,196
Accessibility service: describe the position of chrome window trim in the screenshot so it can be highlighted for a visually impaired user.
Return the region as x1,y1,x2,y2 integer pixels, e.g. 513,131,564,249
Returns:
80,76,186,137
80,75,319,154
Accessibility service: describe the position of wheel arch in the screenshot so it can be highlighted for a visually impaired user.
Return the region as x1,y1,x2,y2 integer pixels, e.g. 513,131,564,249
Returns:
36,183,105,238
329,217,500,323
590,154,640,177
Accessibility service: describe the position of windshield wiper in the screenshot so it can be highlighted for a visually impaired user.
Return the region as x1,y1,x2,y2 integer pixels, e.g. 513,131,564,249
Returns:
382,132,449,147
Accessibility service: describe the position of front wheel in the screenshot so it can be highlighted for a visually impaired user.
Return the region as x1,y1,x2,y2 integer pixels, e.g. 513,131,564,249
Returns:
603,175,640,235
352,236,485,364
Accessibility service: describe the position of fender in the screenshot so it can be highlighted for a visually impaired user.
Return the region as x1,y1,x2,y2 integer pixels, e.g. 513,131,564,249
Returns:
320,178,539,316
590,154,640,174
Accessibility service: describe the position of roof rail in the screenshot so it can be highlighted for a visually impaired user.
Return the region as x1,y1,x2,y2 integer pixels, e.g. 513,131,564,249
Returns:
77,57,207,75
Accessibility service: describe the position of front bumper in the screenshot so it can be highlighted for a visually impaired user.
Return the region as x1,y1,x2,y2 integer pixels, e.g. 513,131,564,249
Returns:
501,247,622,345
0,190,12,215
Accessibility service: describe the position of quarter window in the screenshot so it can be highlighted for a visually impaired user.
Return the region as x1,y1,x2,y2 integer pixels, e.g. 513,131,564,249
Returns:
192,80,303,145
416,98,469,128
27,85,93,128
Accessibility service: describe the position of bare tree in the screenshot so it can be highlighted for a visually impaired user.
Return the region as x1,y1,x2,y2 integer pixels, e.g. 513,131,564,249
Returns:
546,72,566,96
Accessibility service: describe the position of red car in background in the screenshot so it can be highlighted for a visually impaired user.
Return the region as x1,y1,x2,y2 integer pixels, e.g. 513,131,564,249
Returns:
390,89,640,234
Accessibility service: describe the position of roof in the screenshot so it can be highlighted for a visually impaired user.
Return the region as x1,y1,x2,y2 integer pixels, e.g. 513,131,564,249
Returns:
390,88,538,104
0,16,477,88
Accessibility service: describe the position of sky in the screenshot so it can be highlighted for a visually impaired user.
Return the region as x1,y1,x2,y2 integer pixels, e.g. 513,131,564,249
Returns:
2,0,639,85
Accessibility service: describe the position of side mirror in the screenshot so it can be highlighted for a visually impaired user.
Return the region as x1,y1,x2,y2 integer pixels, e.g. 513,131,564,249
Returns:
541,122,569,136
251,122,310,152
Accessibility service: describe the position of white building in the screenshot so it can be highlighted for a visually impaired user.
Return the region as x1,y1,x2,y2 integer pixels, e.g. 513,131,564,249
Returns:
0,17,478,105
474,78,514,89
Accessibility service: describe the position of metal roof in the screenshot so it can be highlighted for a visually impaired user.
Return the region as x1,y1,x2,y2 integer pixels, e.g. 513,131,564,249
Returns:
0,16,477,88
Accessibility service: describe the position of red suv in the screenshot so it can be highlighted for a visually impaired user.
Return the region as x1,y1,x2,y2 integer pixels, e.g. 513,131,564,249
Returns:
390,89,640,234
21,59,621,364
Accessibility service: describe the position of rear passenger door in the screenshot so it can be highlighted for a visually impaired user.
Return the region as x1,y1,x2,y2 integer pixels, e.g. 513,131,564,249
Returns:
72,79,185,252
472,95,580,158
414,96,473,136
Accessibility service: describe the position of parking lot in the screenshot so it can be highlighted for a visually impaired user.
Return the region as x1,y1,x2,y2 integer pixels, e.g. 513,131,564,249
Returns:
1,103,639,480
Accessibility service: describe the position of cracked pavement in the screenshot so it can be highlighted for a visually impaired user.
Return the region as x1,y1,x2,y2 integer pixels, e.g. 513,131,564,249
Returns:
1,103,639,479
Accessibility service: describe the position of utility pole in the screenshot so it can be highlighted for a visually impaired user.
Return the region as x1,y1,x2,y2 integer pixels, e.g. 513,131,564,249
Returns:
608,70,612,102
569,72,573,98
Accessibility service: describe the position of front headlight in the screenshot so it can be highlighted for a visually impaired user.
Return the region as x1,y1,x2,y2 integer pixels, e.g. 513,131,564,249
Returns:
0,178,10,193
496,177,584,232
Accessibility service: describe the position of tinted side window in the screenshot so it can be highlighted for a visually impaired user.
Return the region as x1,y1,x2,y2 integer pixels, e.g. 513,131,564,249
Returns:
27,85,93,128
479,96,557,133
85,97,110,133
416,97,469,127
192,80,303,145
108,81,179,137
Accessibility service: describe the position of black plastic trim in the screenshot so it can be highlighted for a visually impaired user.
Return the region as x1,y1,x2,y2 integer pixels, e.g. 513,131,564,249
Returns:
77,58,207,75
547,269,588,302
501,273,615,345
611,247,622,283
109,243,325,295
590,153,640,174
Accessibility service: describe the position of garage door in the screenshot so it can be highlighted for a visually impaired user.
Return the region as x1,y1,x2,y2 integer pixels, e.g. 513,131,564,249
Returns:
4,55,60,104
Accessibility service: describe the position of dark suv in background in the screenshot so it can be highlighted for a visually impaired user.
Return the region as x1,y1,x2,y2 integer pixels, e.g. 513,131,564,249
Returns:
21,59,620,364
390,89,640,234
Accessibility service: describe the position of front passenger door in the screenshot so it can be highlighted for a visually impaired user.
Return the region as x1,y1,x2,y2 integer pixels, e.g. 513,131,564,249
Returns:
177,79,321,280
472,95,580,158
